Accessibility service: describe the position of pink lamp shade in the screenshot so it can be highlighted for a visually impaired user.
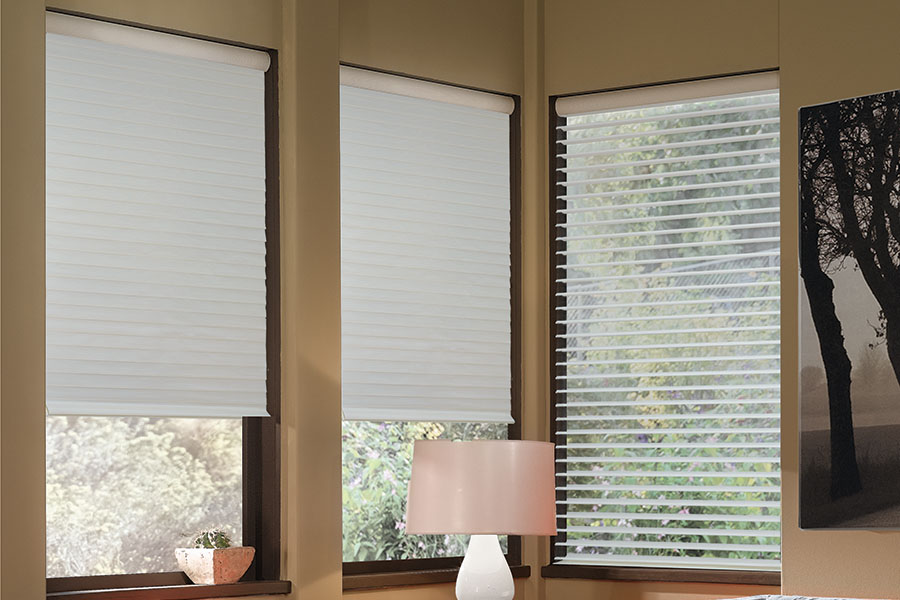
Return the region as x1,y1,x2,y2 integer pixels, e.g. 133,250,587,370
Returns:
405,440,557,536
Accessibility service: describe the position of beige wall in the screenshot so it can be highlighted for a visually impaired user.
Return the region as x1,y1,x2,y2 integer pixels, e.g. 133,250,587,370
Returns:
544,0,779,97
278,0,343,599
1,0,48,597
339,0,524,95
48,0,282,49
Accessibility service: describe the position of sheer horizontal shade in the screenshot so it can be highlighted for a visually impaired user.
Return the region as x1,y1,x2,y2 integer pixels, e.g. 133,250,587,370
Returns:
46,27,268,417
553,81,781,571
340,78,513,423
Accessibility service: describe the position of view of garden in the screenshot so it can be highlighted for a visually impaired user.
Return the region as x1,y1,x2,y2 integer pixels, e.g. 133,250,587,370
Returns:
341,420,507,561
46,417,242,577
45,415,509,574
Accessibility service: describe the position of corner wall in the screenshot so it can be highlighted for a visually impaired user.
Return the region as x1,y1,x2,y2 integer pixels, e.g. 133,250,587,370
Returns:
544,0,779,97
339,0,524,94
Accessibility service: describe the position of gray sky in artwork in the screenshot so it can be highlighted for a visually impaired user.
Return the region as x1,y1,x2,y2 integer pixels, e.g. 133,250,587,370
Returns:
800,258,900,430
801,259,883,370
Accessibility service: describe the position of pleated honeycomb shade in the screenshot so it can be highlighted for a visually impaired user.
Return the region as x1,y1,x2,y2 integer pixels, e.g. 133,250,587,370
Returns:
339,68,514,423
45,15,270,417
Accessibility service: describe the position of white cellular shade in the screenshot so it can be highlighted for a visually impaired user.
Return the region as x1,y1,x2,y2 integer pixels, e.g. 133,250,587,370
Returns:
554,83,781,570
45,30,269,417
340,81,513,423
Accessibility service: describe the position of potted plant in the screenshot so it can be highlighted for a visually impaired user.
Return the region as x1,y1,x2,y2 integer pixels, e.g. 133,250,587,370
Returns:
175,529,255,585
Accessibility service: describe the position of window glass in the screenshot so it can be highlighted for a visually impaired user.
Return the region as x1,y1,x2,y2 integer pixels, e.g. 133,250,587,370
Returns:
342,421,507,561
46,417,241,577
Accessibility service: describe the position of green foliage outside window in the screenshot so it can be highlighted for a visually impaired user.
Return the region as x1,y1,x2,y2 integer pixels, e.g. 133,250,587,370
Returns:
46,417,242,577
342,421,507,562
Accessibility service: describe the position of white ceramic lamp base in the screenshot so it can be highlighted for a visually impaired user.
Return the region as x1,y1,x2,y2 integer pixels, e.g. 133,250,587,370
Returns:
455,534,514,600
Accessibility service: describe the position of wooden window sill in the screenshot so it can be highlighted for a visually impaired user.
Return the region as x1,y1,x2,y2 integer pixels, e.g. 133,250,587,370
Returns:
46,580,291,600
343,564,531,591
541,564,780,586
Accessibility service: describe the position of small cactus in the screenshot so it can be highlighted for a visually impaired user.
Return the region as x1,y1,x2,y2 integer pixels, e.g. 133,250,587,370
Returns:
191,529,232,549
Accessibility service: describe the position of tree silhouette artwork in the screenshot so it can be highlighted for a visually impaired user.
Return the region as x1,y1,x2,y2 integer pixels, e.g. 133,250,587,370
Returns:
800,90,900,500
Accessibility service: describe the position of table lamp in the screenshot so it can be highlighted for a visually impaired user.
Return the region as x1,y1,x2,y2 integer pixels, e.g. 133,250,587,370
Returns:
406,440,556,600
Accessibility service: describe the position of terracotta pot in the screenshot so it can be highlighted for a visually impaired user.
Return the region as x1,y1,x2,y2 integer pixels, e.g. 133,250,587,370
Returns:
175,546,255,585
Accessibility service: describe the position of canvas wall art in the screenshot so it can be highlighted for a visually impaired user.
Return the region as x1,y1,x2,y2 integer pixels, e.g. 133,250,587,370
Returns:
800,89,900,528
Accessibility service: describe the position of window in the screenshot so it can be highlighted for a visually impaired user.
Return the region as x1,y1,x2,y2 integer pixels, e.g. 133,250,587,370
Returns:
550,73,781,574
339,67,519,571
45,12,280,587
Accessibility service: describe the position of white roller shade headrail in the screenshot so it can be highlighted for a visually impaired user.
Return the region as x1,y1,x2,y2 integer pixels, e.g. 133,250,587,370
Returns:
340,65,515,115
340,71,513,424
45,19,269,417
556,71,779,117
46,12,271,71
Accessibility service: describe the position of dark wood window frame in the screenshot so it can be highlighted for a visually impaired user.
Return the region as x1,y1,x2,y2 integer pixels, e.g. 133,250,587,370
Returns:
543,73,782,589
44,9,288,600
339,65,527,592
